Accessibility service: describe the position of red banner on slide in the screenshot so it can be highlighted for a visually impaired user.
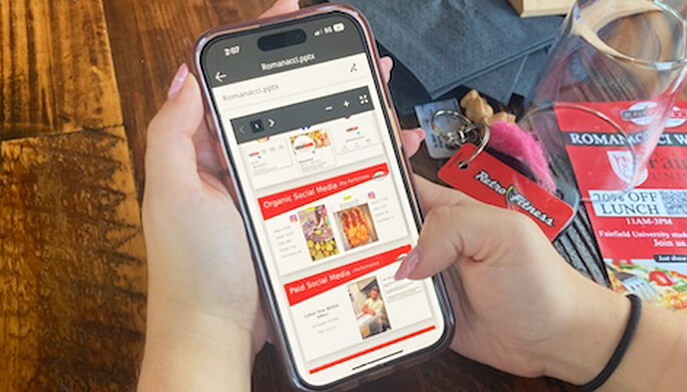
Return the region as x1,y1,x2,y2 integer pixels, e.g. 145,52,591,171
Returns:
284,245,411,306
258,163,389,220
309,325,436,374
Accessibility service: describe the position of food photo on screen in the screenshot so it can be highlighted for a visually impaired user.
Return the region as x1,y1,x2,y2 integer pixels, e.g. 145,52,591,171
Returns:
289,129,336,171
334,204,379,251
298,205,339,262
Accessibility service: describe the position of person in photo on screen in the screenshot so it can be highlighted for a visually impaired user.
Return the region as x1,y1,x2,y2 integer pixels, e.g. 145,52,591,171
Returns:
137,1,687,391
362,287,383,316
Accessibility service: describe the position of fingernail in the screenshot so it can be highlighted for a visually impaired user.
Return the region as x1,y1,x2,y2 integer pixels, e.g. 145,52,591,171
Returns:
413,129,425,142
406,130,424,147
403,130,422,145
395,248,421,281
168,63,188,98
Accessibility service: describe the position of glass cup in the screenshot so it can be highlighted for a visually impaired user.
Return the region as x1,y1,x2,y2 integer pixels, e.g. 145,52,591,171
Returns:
522,0,687,201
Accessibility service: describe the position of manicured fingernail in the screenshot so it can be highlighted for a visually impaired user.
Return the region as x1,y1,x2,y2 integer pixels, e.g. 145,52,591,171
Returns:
395,249,421,281
168,64,188,98
403,130,423,146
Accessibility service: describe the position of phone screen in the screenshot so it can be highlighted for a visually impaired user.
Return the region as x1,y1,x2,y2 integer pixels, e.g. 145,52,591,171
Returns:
200,11,449,388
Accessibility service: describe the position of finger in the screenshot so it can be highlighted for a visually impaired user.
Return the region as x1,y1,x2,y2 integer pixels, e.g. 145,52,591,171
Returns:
261,0,299,18
266,324,276,345
396,203,510,280
145,65,204,193
380,56,393,84
192,122,223,175
400,128,424,156
192,124,235,197
413,175,477,213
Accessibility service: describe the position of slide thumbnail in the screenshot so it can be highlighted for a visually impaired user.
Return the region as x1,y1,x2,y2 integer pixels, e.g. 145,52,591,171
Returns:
347,276,391,340
335,204,379,251
297,205,339,262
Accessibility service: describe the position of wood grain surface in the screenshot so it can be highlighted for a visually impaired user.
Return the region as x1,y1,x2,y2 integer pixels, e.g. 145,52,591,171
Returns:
0,0,122,140
0,0,146,390
0,127,146,391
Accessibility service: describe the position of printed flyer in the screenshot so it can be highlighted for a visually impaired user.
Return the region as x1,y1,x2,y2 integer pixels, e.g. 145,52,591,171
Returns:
556,101,687,312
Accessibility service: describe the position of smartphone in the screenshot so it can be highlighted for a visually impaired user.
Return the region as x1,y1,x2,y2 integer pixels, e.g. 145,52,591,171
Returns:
193,4,454,391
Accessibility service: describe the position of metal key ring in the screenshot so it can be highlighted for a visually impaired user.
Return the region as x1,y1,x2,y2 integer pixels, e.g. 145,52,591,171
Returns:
431,109,490,168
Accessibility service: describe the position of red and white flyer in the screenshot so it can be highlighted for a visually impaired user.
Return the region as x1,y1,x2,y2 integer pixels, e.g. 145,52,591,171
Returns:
556,101,687,312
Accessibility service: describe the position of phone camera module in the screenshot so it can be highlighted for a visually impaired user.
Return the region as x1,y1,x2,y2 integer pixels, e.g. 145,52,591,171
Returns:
258,29,307,51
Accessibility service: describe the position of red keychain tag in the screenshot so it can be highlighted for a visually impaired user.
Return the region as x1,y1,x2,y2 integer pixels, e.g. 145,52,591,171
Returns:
438,144,575,240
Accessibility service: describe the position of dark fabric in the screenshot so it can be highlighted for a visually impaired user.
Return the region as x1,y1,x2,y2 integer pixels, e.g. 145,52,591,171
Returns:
378,44,432,116
344,0,562,102
512,48,551,98
464,55,528,103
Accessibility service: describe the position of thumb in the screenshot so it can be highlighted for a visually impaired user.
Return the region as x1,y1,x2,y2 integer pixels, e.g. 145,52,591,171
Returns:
145,64,205,194
394,202,513,280
414,175,477,212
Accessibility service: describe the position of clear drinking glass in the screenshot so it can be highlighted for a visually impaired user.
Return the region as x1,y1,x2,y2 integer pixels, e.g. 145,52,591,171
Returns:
522,0,687,200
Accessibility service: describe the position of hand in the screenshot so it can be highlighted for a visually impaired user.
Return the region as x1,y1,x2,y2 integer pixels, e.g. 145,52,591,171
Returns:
141,0,425,368
394,181,631,384
363,306,376,316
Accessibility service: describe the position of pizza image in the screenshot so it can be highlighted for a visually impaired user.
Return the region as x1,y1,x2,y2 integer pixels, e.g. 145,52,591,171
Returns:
335,204,379,251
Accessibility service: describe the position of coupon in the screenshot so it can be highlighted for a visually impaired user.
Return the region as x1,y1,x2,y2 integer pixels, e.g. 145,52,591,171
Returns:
556,101,687,312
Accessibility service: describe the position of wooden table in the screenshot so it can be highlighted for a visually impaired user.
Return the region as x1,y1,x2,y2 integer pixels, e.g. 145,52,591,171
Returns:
1,1,606,391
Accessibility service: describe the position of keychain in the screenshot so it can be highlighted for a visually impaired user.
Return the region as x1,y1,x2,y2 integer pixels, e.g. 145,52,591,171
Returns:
431,107,559,194
430,108,576,241
430,109,490,169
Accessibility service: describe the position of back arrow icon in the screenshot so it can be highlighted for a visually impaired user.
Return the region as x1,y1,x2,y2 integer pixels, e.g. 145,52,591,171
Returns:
215,72,227,83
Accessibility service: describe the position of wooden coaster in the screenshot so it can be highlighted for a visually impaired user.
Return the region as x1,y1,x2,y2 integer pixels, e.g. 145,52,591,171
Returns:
508,0,573,17
0,126,146,391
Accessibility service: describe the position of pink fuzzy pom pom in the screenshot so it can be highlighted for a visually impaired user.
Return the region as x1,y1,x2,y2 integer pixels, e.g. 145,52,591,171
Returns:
488,122,556,193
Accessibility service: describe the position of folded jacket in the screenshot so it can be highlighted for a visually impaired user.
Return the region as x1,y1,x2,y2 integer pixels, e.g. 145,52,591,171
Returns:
344,0,562,98
513,48,552,99
463,54,528,104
